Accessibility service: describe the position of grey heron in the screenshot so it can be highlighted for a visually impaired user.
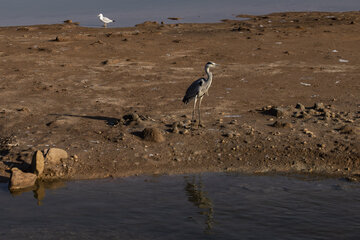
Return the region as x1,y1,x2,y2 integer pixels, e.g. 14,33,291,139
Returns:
182,61,217,126
98,13,115,28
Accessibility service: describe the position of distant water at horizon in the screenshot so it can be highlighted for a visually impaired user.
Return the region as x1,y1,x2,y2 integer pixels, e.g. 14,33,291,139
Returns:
0,0,359,27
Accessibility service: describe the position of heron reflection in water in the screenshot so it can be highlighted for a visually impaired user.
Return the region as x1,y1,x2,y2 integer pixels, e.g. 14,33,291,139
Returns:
185,175,214,233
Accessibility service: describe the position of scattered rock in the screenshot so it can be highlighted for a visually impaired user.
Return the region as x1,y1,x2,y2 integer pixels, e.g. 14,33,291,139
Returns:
299,111,311,119
141,128,165,143
168,17,182,20
291,161,307,171
9,168,37,191
338,125,358,135
37,47,52,53
271,121,292,128
45,148,69,165
16,27,30,31
178,122,186,128
292,111,302,118
102,59,121,65
16,107,30,112
180,129,190,135
123,113,142,126
183,119,192,127
31,150,45,176
108,133,125,143
308,109,318,115
232,26,251,32
344,175,360,182
135,21,159,27
52,36,70,42
322,110,332,118
262,106,289,117
222,131,236,138
295,103,305,111
171,126,179,134
170,122,181,133
172,121,180,128
0,136,15,155
302,128,316,137
314,102,325,111
229,119,237,124
91,40,104,45
123,113,140,122
63,20,79,25
317,143,326,148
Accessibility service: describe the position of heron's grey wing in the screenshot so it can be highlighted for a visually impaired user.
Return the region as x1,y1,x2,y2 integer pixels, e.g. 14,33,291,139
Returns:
182,78,205,104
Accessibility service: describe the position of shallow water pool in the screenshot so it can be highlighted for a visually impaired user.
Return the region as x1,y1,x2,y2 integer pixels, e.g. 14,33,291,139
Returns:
0,173,359,239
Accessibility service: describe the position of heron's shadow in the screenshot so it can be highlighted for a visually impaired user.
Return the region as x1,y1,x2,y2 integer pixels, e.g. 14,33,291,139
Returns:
49,114,121,126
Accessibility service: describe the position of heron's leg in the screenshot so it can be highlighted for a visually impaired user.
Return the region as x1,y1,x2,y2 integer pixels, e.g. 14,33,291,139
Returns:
192,97,198,122
198,96,204,126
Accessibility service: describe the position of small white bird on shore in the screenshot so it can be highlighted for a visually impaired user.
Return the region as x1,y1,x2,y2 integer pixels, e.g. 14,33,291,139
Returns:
98,13,115,28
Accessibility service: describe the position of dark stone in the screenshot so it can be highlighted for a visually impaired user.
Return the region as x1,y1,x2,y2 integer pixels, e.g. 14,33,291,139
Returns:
263,106,288,117
314,102,325,111
295,103,305,111
271,121,292,128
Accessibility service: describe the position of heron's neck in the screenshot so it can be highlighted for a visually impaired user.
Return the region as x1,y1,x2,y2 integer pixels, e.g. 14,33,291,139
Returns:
205,67,213,82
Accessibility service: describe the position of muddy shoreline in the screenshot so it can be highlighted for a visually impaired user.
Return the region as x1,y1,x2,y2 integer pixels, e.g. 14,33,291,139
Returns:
0,11,359,185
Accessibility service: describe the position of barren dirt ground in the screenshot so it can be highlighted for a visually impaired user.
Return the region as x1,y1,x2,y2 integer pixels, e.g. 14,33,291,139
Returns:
0,11,359,183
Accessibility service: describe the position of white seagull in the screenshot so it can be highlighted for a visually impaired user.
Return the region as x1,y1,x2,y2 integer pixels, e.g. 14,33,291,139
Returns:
97,13,115,28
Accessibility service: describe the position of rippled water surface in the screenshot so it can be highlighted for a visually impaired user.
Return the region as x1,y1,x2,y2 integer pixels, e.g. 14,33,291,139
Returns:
0,173,360,239
0,0,359,27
